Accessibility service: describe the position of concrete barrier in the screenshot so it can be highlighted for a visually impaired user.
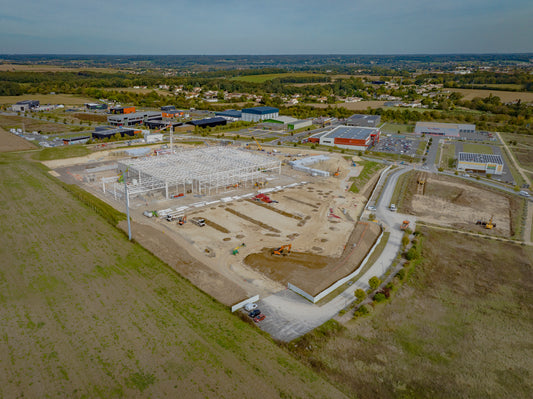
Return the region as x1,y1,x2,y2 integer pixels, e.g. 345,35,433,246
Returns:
231,295,260,312
287,230,384,303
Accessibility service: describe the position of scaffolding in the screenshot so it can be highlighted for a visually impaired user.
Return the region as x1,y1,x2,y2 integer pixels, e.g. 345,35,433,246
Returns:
111,147,281,201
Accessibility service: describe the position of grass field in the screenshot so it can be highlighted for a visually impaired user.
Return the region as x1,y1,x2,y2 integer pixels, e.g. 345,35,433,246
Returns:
0,115,82,134
461,143,493,154
231,72,326,83
501,132,533,172
0,155,346,399
380,123,415,134
449,88,533,103
287,228,533,398
440,142,456,169
0,94,94,105
349,160,383,193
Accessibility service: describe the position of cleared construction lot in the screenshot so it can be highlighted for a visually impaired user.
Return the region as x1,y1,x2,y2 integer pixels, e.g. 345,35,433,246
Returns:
399,172,524,238
48,145,382,305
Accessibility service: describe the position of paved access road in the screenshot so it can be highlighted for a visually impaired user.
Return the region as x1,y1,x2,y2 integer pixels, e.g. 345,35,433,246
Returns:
256,167,414,342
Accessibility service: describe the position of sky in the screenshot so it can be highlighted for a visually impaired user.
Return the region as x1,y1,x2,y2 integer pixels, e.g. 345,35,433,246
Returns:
0,0,532,54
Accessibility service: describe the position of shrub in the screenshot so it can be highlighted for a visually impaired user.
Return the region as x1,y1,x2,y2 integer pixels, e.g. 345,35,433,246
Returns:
368,276,381,290
402,235,409,247
406,246,420,260
373,293,386,302
354,305,369,317
396,269,406,280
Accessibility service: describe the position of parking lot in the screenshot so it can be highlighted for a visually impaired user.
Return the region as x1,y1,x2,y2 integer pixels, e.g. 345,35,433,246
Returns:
459,130,499,143
371,136,421,157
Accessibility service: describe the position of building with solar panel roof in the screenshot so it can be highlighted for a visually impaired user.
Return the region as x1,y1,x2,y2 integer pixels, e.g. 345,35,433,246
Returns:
457,152,504,175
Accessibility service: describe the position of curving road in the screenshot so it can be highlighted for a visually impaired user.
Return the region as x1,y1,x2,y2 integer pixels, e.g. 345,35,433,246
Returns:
256,166,414,342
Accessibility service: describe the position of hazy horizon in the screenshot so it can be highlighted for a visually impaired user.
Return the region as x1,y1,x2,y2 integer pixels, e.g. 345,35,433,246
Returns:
1,1,532,55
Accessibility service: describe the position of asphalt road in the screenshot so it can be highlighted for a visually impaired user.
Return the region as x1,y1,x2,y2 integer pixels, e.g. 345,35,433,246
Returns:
256,166,414,342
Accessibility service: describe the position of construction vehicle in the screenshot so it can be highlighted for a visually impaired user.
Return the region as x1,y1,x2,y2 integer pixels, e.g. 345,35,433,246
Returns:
272,244,291,256
476,216,496,229
400,220,410,231
178,215,187,225
232,243,246,255
191,217,206,227
255,181,267,188
334,167,340,177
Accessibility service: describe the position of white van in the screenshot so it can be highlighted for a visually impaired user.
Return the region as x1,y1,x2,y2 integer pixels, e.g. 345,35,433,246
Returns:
519,190,530,197
390,204,397,212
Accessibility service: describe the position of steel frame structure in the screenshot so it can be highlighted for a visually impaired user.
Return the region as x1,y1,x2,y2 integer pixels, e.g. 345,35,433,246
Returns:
113,147,281,200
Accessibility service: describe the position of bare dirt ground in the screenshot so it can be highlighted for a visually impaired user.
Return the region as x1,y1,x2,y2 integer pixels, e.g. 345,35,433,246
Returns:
0,126,37,152
244,221,381,296
403,173,513,236
48,147,381,304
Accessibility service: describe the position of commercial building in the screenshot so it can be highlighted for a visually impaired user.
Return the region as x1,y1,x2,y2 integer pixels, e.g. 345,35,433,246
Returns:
92,126,139,140
12,100,39,112
186,117,227,128
457,152,504,175
318,126,380,150
162,109,187,118
85,103,108,110
345,114,381,127
415,122,475,137
288,119,312,130
241,106,279,122
144,120,183,130
215,109,242,122
109,106,136,114
62,136,91,145
107,111,161,127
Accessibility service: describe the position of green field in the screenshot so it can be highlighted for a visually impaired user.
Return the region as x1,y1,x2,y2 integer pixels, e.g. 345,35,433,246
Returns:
461,143,493,154
380,123,415,134
439,142,456,169
231,72,326,83
349,160,383,193
0,154,346,399
288,228,533,398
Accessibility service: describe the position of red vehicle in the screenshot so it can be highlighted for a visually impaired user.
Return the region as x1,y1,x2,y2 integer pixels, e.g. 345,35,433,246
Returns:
253,314,266,323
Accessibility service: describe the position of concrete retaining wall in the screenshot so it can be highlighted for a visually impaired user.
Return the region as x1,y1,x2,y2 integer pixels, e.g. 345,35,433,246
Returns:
231,295,260,312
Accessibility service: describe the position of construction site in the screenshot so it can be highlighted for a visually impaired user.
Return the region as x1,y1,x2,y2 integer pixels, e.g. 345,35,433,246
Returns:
401,172,521,237
46,144,383,305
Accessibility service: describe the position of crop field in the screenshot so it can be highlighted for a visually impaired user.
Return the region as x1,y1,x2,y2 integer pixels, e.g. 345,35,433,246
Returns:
230,72,326,83
0,115,82,134
0,94,94,105
0,155,346,399
288,227,533,398
448,88,533,103
0,126,37,152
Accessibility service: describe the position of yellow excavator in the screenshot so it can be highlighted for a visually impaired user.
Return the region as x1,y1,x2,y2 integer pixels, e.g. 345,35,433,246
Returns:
272,244,291,256
485,216,494,230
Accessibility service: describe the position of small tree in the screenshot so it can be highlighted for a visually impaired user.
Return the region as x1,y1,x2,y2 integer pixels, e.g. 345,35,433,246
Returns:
401,235,410,247
369,276,381,290
354,289,366,303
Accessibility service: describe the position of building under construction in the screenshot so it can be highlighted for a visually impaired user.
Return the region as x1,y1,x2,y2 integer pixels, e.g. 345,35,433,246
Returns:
107,147,281,201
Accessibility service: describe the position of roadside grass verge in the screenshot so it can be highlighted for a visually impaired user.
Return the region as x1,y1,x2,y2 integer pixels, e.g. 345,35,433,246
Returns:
348,160,382,193
33,145,91,161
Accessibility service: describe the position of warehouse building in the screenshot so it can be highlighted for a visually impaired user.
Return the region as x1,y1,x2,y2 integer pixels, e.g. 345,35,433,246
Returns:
457,152,504,175
345,114,381,127
415,122,475,137
62,136,91,145
92,126,139,140
162,109,187,118
215,109,242,122
241,106,279,122
318,126,380,150
288,119,312,130
12,100,40,112
186,117,227,128
85,103,108,110
107,111,161,127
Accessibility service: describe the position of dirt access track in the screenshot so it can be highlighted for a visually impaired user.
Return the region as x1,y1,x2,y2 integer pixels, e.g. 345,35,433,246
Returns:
47,145,384,306
403,173,521,237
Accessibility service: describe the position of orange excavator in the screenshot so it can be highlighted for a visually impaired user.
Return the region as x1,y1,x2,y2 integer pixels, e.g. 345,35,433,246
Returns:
272,244,291,256
334,167,340,177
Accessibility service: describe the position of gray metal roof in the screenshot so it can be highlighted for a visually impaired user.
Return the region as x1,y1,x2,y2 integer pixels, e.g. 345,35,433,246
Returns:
458,152,503,165
324,126,378,140
242,106,279,115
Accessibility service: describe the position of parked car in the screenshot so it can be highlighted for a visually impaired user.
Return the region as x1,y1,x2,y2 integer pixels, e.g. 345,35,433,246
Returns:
367,205,376,211
244,303,258,312
253,314,266,323
249,309,261,318
390,204,397,212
